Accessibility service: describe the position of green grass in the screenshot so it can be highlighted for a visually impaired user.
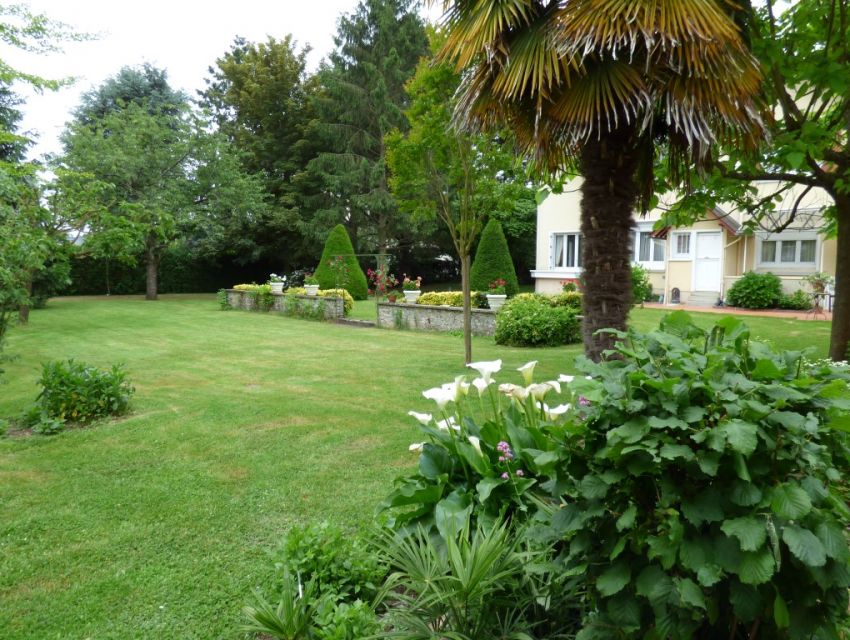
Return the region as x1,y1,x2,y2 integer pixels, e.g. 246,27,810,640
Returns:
0,296,832,638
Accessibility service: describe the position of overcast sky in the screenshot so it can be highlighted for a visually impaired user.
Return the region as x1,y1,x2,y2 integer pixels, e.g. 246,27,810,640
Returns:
6,1,440,160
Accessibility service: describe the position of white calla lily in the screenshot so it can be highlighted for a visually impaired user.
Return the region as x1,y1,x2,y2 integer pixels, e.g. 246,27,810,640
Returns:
558,374,575,384
467,435,482,455
408,442,425,453
546,380,562,394
407,411,433,425
467,359,502,384
517,360,538,385
422,386,454,409
436,416,460,432
471,377,494,396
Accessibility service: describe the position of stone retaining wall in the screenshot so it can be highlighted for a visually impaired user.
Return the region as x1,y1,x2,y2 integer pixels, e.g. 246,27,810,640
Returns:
376,302,496,336
225,289,344,321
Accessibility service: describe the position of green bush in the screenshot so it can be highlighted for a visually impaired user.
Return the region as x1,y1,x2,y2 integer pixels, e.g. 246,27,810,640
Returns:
549,290,584,311
313,225,368,300
273,522,386,605
727,271,783,309
631,263,654,303
470,219,520,296
35,359,134,426
495,295,581,347
779,289,813,310
386,313,850,638
416,290,487,308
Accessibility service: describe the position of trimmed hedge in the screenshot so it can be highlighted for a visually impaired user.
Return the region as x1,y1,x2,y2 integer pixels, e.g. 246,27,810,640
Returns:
726,271,782,309
416,291,488,308
495,295,581,347
470,219,519,296
313,225,368,300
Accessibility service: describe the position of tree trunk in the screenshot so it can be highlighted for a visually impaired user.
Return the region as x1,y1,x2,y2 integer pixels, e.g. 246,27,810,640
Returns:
18,274,33,325
461,252,472,364
829,198,850,361
579,126,641,361
145,242,159,301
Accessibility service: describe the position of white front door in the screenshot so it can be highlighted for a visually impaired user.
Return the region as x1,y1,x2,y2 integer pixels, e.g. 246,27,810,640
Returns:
694,232,722,292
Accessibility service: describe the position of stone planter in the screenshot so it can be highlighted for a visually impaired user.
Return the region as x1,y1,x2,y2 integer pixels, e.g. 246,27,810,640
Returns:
403,289,421,303
486,294,507,312
304,284,320,296
270,282,285,294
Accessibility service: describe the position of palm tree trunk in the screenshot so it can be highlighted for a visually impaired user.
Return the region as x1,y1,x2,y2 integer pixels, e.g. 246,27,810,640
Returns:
579,127,641,361
829,198,850,361
461,252,472,364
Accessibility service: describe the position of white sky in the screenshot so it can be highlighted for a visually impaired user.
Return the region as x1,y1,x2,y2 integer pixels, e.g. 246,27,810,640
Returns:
5,1,441,160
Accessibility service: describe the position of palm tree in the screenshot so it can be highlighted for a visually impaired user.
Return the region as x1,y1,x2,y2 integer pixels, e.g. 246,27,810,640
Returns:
436,0,764,360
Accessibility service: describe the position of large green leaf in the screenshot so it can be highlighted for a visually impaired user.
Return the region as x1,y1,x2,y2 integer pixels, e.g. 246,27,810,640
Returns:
774,593,790,628
434,490,472,539
616,503,637,531
815,521,850,561
782,524,827,567
682,489,724,526
579,474,609,499
720,419,758,455
730,481,762,507
659,443,695,461
738,548,775,585
596,560,631,597
675,577,706,610
722,516,767,552
636,565,674,606
419,443,452,479
770,483,812,519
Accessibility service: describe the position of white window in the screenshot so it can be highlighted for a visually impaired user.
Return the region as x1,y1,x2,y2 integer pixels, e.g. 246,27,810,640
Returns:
757,234,818,267
634,229,665,267
552,233,582,269
671,232,692,259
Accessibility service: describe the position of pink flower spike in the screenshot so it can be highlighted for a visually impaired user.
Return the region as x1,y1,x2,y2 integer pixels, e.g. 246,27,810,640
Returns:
516,469,525,477
501,472,509,480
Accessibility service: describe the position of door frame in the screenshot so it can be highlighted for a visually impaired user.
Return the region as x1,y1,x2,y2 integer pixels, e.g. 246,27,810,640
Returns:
692,231,724,292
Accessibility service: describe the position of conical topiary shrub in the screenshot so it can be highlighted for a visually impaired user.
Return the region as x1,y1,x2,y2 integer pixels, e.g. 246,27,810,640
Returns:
470,219,519,296
313,224,369,300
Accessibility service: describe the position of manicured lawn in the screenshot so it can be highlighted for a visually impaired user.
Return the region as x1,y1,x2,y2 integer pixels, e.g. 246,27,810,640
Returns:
0,296,832,638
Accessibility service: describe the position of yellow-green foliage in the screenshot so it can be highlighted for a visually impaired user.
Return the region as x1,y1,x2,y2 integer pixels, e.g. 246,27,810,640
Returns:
318,288,354,315
285,287,353,315
417,291,487,308
232,283,259,291
508,291,583,311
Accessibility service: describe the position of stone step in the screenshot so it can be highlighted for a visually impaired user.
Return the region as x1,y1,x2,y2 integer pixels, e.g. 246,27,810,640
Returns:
687,291,721,307
335,318,376,328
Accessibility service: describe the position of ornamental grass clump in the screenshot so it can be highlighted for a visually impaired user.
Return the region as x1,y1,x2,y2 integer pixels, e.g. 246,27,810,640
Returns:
384,312,850,638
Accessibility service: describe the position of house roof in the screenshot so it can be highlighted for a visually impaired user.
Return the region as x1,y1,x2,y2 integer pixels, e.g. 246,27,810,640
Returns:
651,207,742,239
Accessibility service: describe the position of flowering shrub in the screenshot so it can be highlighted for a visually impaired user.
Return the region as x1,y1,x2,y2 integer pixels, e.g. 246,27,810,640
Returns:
488,278,507,295
366,266,398,298
401,275,422,291
385,313,850,637
269,273,286,284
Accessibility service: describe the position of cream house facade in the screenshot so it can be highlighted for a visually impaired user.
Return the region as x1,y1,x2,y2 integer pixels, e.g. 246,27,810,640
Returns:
532,179,838,305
